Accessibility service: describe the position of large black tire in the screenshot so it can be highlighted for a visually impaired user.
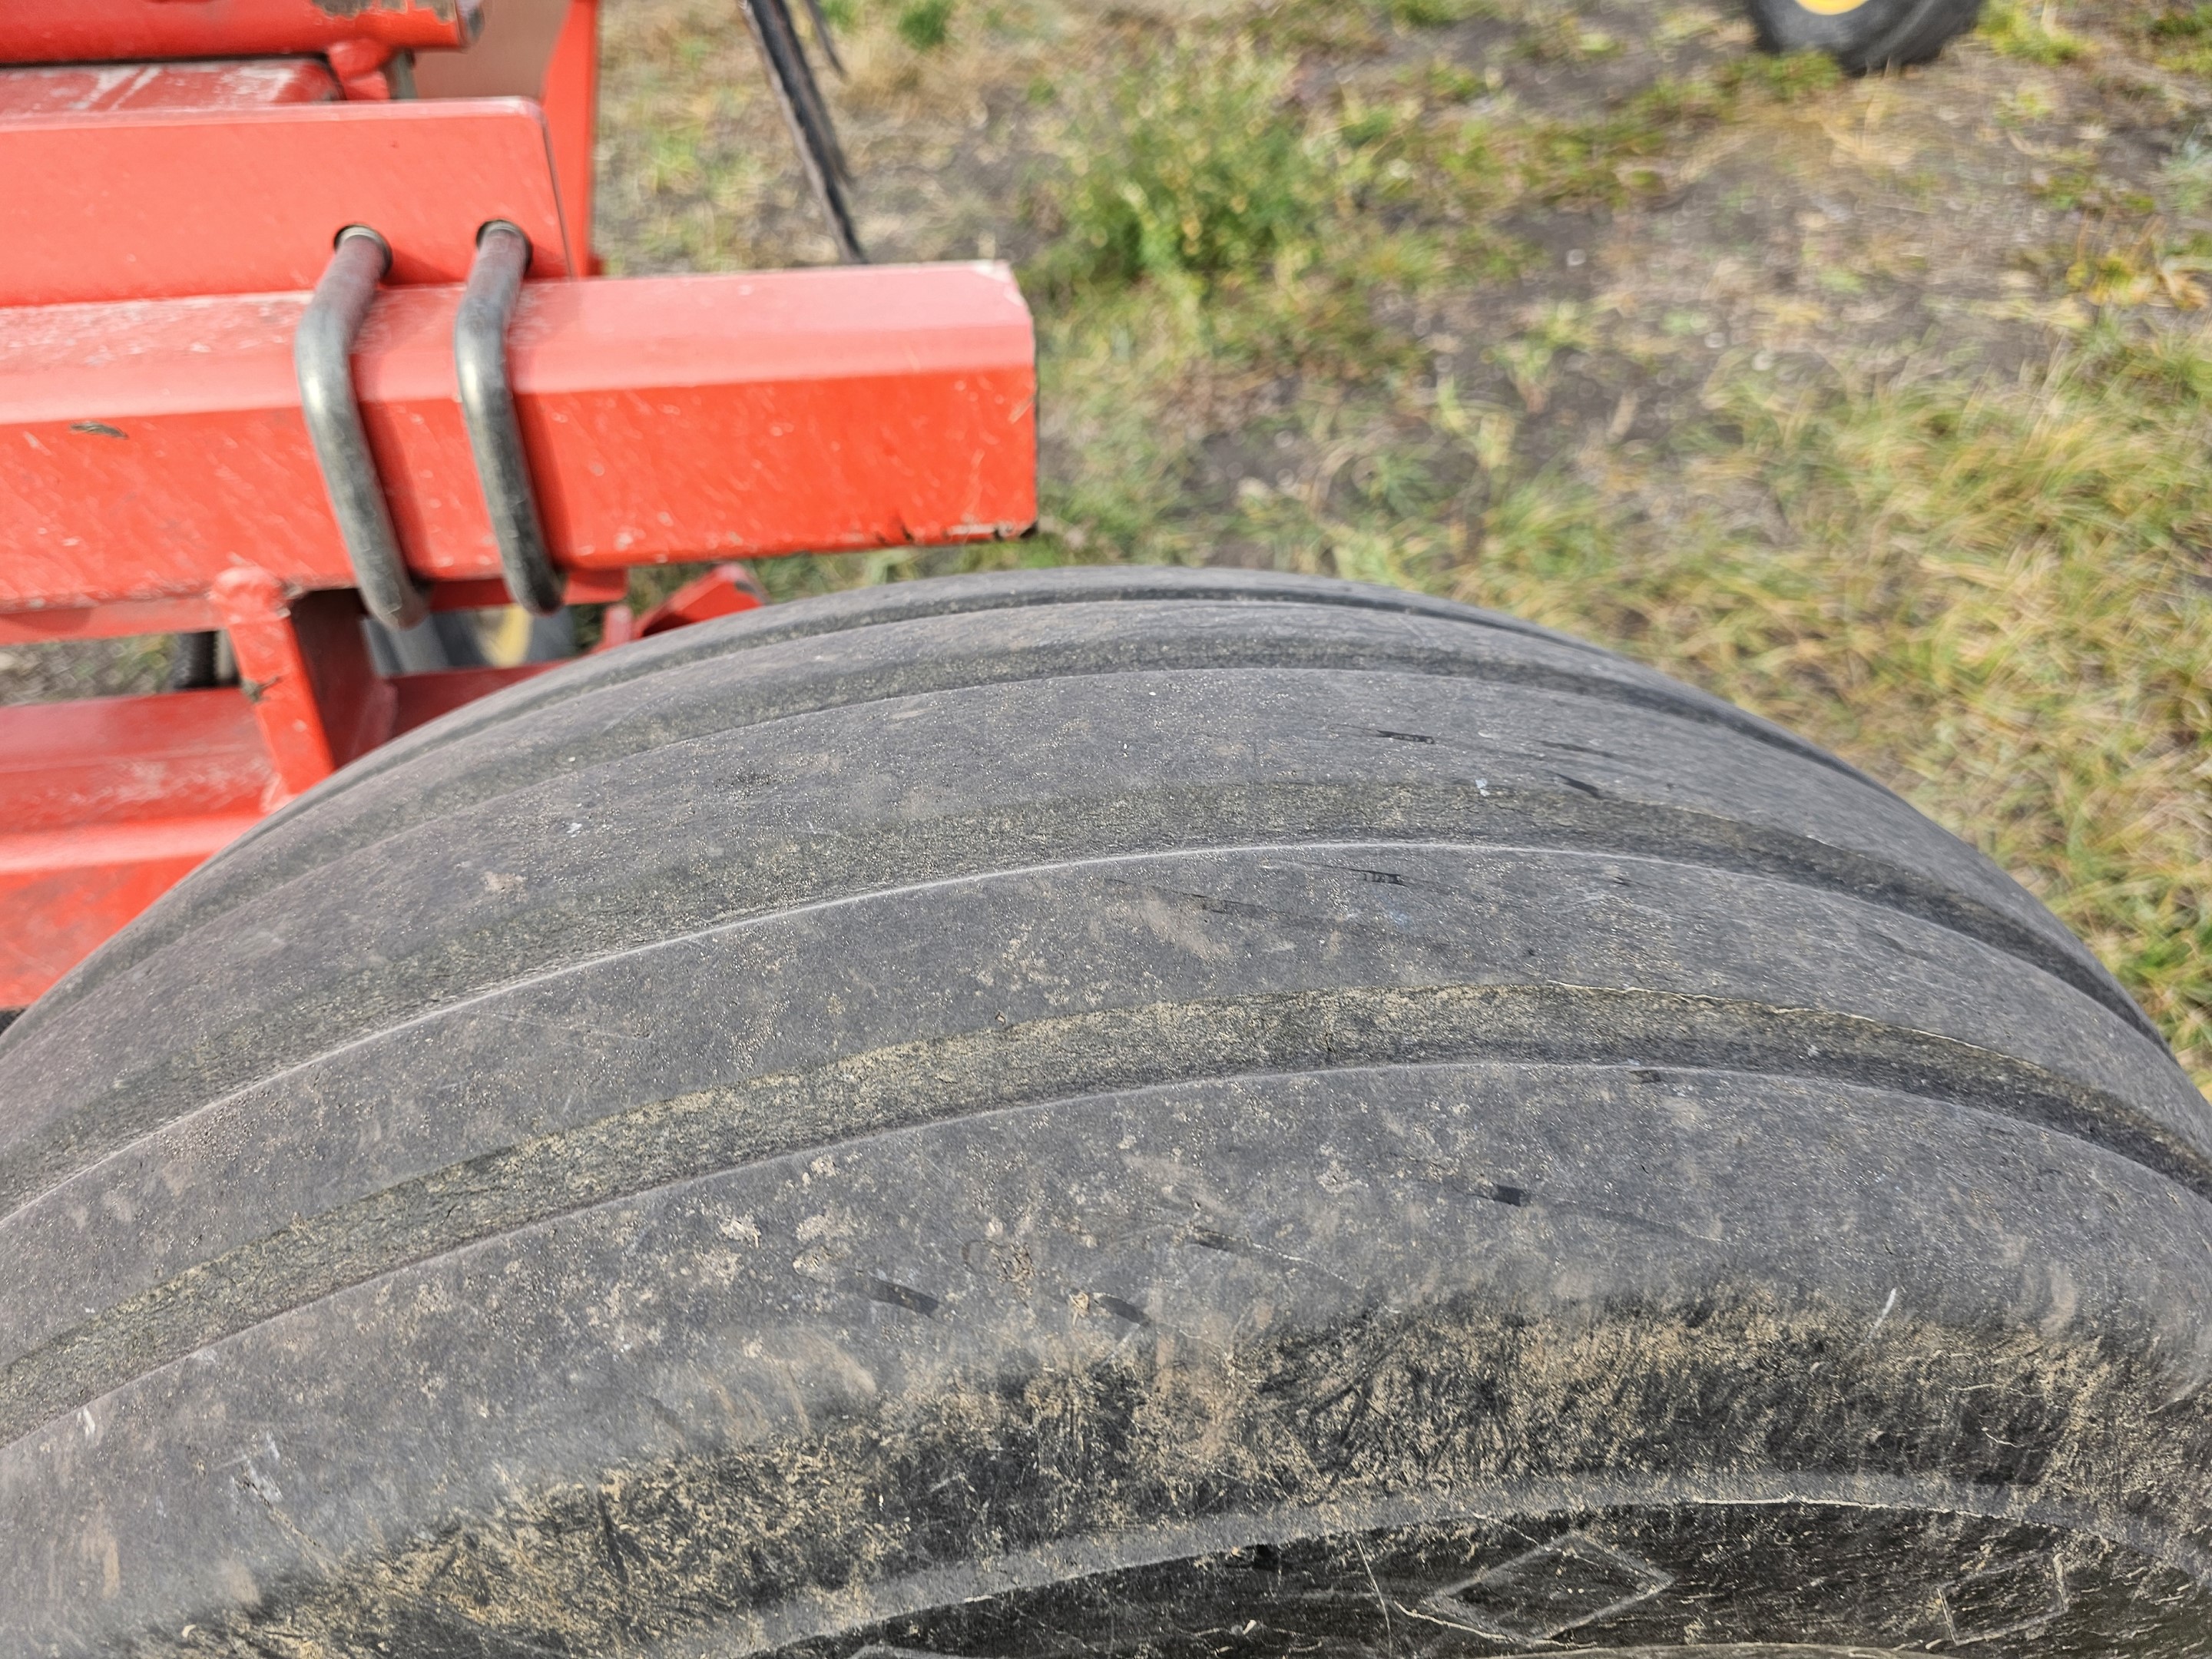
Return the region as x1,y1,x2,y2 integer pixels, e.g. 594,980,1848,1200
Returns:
2,568,2207,1657
1747,0,1985,73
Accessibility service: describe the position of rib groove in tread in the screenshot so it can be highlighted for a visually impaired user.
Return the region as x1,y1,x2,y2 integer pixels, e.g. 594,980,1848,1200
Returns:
0,824,2158,1217
12,643,1980,1035
4,982,2203,1453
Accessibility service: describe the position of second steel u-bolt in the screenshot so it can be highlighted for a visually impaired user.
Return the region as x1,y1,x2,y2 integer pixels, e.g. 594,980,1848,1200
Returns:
455,221,562,616
296,226,429,631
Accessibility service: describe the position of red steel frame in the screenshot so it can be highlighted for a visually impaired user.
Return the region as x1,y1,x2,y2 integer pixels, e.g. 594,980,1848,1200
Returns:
0,0,1038,1008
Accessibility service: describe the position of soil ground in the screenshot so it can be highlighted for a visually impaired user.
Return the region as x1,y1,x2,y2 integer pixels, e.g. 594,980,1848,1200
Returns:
5,0,2207,1089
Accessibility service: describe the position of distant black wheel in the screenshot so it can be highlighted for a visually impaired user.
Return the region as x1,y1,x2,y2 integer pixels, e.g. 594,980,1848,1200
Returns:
1747,0,1985,72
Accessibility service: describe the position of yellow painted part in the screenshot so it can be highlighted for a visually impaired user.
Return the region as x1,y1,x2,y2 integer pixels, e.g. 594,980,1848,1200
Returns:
487,605,533,667
1794,0,1874,12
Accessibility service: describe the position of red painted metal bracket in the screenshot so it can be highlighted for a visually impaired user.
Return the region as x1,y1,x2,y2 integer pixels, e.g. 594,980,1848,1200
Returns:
598,562,767,649
0,651,555,1008
211,568,391,794
0,263,1038,611
0,101,575,306
638,564,767,635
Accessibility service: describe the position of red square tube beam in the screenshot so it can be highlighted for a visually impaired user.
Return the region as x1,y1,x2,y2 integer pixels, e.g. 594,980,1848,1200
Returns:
0,101,576,306
0,1,478,63
0,263,1038,611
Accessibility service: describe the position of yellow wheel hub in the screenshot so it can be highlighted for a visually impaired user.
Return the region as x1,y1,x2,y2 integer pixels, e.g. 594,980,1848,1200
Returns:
1794,0,1875,12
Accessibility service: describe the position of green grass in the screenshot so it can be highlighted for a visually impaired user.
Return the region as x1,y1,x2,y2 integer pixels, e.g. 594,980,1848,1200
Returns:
895,0,955,51
1386,0,1495,25
1981,0,2088,62
2144,2,2212,71
1042,40,1337,288
1029,320,2212,1083
1452,340,2212,1075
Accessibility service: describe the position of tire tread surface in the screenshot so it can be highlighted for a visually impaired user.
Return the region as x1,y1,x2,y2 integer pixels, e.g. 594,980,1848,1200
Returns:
0,568,2204,1659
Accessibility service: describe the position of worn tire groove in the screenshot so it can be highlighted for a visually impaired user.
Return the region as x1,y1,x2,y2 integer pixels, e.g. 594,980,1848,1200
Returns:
0,812,2151,1223
4,980,2202,1452
15,633,1866,1030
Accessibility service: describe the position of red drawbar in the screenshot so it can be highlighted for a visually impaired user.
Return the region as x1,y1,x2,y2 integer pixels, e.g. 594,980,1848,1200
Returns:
0,817,267,1008
0,573,628,646
0,652,568,1008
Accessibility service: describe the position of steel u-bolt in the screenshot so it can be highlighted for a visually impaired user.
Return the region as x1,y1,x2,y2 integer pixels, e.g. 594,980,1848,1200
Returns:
455,221,563,616
295,225,429,631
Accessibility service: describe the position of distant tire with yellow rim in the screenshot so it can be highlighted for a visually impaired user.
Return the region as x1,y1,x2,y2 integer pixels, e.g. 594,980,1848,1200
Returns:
1747,0,1984,72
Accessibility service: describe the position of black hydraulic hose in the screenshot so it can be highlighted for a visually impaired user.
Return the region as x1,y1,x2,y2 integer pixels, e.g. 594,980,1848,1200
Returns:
740,0,865,261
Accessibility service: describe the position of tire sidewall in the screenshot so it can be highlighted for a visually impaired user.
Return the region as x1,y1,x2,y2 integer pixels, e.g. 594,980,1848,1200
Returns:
1747,0,1973,66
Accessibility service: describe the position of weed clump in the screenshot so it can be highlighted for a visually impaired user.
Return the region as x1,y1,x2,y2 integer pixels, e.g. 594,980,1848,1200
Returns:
2154,2,2212,34
1516,54,1838,207
1981,0,2086,64
1048,41,1332,286
1729,48,1843,101
896,0,953,51
2140,4,2212,72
